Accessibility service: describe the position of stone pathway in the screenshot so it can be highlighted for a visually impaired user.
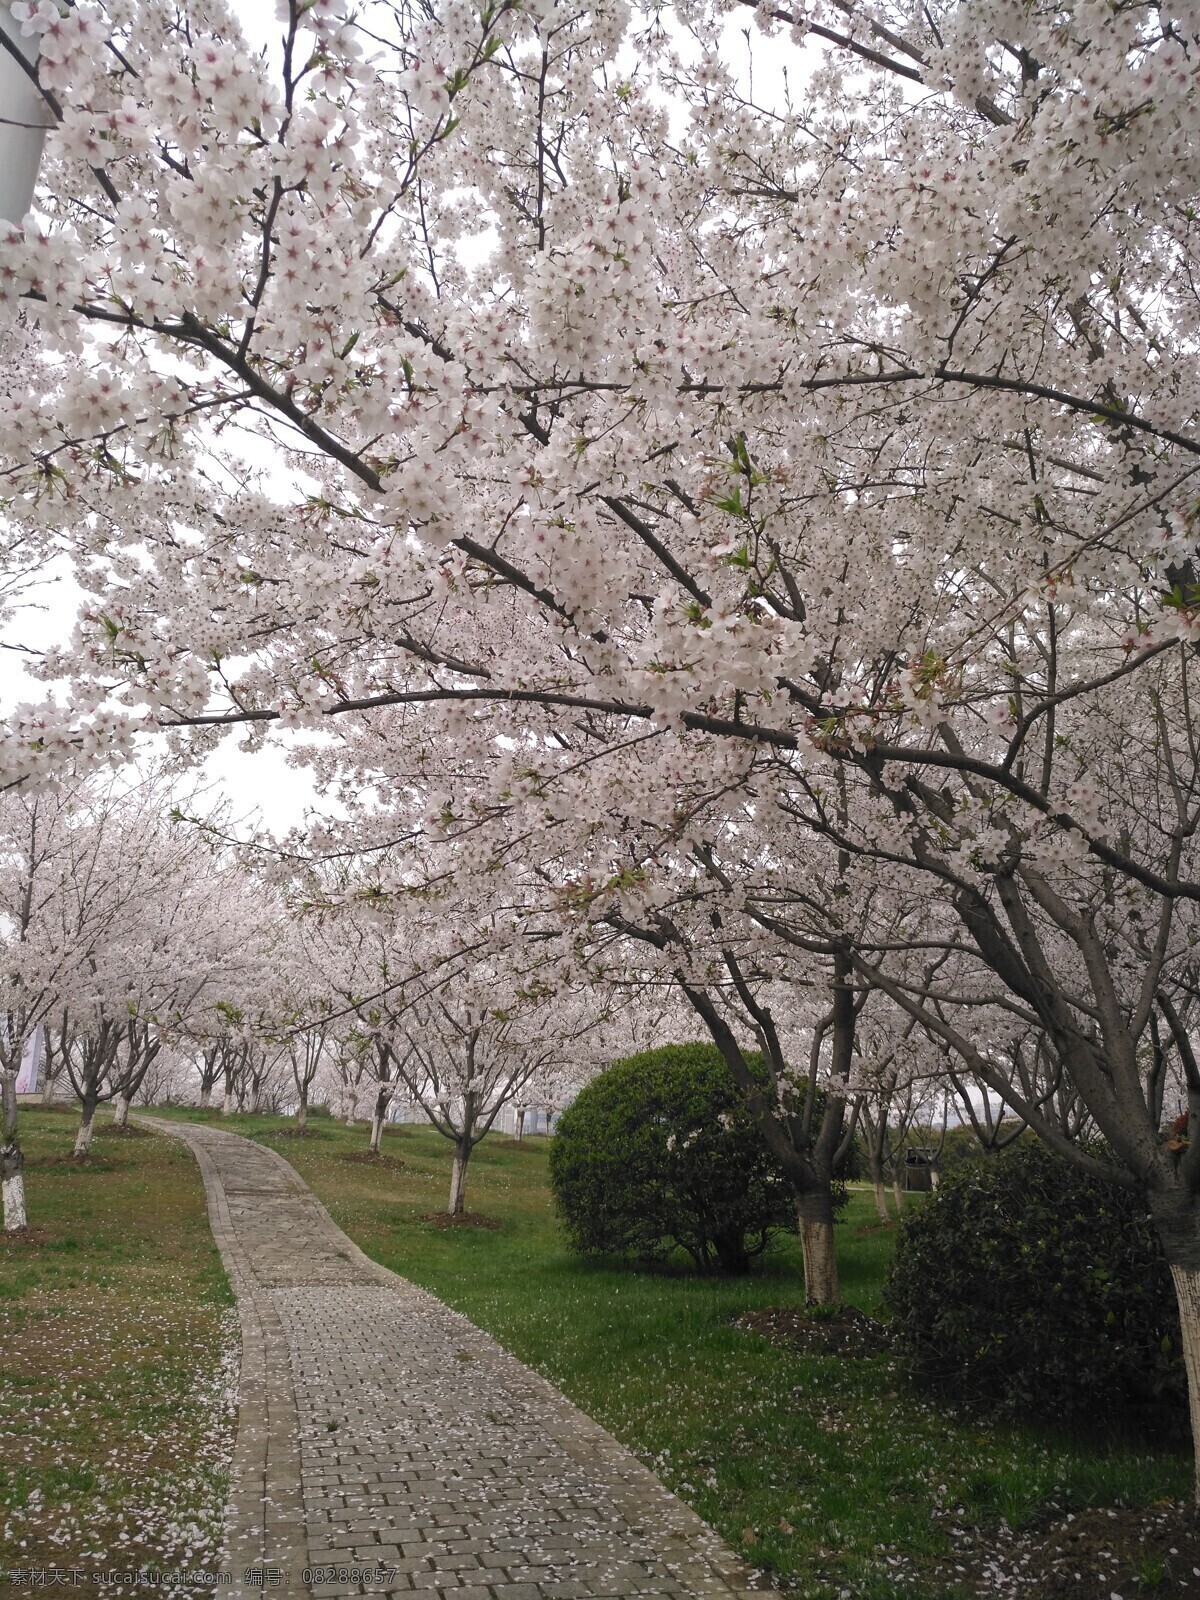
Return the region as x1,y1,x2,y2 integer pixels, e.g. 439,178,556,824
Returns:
143,1120,772,1600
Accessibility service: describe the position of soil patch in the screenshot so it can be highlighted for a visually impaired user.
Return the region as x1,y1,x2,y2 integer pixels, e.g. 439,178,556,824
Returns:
27,1152,127,1172
0,1225,54,1250
910,1499,1200,1597
734,1303,891,1358
340,1151,406,1173
419,1211,502,1231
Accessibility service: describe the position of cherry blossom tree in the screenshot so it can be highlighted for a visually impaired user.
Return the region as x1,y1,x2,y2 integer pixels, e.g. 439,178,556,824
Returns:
0,773,254,1200
850,1009,931,1221
0,778,168,1218
390,973,587,1215
283,887,419,1152
0,783,89,1228
285,1020,327,1131
53,785,253,1153
288,848,599,1201
242,1037,288,1115
193,1038,225,1109
172,875,294,1112
66,1014,159,1154
5,0,1200,1488
132,1037,195,1107
39,1011,69,1105
329,1026,372,1124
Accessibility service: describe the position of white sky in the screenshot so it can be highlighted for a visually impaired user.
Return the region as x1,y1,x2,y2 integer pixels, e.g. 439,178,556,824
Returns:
0,547,320,829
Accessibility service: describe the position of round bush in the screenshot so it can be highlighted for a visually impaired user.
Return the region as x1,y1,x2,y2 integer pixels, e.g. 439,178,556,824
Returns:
882,1139,1185,1426
549,1043,798,1274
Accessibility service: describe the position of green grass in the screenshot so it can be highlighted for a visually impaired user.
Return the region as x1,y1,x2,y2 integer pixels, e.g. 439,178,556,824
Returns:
155,1106,1193,1599
0,1108,236,1597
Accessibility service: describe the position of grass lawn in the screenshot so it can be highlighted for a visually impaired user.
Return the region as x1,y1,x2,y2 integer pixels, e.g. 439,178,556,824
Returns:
155,1106,1194,1599
0,1108,237,1599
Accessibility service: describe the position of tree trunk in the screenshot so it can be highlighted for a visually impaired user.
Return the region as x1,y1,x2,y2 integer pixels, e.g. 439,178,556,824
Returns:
199,1085,212,1108
112,1093,130,1130
448,1140,471,1216
866,1137,891,1222
1148,1191,1200,1503
1167,1262,1200,1507
515,1107,525,1142
713,1229,752,1274
370,1083,394,1153
41,1075,56,1106
247,1085,261,1115
2,1141,26,1231
74,1097,98,1157
222,1090,234,1116
798,1189,841,1306
2,1071,25,1231
892,1177,906,1213
295,1095,308,1134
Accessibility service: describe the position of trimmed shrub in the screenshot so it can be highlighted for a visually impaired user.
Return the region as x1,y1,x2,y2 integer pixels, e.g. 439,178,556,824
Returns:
883,1139,1185,1426
550,1042,800,1274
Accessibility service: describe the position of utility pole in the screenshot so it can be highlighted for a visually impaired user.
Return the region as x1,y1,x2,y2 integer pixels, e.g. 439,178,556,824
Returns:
0,13,50,222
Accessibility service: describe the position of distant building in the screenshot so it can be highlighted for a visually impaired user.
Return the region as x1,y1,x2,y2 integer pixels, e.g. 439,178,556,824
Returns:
386,1101,558,1135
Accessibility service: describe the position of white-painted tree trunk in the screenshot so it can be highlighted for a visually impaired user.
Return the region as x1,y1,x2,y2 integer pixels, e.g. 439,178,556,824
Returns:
295,1098,308,1134
514,1108,525,1142
222,1090,234,1116
41,1076,56,1106
798,1192,841,1306
2,1163,26,1231
892,1178,906,1213
112,1094,130,1130
1,1070,26,1230
246,1086,260,1115
872,1179,891,1223
369,1113,384,1155
199,1086,212,1108
2,1134,26,1230
74,1106,97,1157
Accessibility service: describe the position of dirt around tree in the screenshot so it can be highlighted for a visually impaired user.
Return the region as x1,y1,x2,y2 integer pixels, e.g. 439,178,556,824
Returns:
339,1150,405,1174
418,1210,502,1231
736,1306,1197,1593
910,1500,1200,1598
735,1304,891,1358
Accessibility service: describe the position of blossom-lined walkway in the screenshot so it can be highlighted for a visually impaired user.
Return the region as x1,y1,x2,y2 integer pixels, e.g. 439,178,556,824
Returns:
144,1120,771,1600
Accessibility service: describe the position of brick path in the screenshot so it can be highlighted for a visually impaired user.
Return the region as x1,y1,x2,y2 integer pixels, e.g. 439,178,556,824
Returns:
144,1120,772,1600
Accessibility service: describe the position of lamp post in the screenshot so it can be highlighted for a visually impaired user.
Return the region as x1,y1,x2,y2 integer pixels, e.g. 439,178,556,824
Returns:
0,10,50,223
0,7,49,1231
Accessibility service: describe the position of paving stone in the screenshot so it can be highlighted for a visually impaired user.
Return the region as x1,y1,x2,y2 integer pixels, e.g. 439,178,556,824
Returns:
139,1117,775,1600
